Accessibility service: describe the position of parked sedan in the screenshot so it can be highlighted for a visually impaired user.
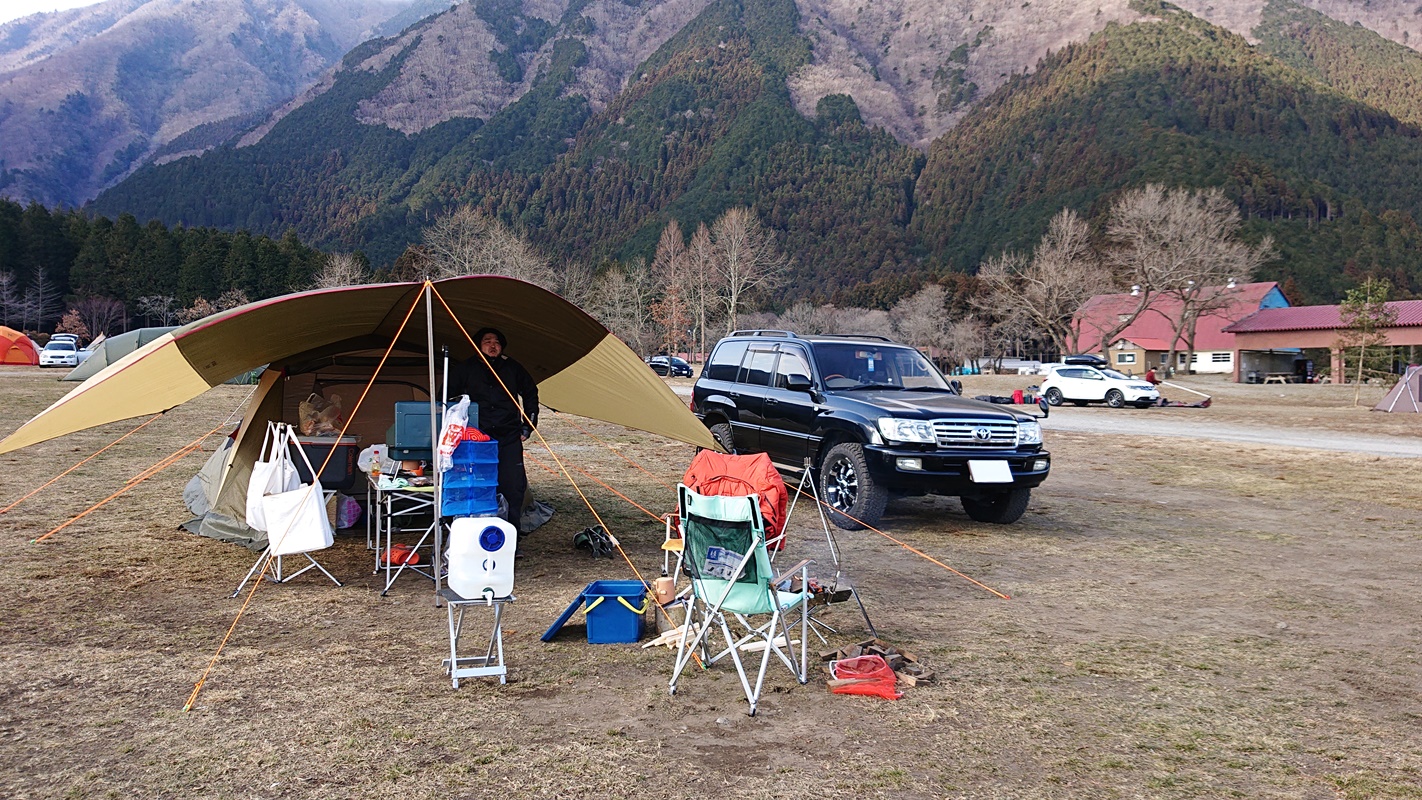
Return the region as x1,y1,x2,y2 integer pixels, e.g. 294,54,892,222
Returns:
39,339,80,367
1040,365,1160,408
646,355,694,377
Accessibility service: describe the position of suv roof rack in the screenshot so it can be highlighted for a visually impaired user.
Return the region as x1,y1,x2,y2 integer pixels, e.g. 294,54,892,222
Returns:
728,329,797,338
806,333,896,342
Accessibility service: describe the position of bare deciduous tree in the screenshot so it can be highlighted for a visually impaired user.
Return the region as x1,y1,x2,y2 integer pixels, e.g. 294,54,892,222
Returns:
946,317,991,372
588,259,656,356
1103,185,1271,367
649,221,694,354
0,270,19,327
686,222,720,359
974,208,1109,358
777,301,838,334
711,208,789,334
891,284,952,353
216,289,250,311
137,295,179,327
422,206,557,290
827,307,893,337
311,253,372,289
73,295,126,338
23,266,61,332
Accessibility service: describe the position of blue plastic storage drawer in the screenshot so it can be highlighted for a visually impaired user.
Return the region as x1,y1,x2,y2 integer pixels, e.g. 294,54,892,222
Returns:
442,485,499,517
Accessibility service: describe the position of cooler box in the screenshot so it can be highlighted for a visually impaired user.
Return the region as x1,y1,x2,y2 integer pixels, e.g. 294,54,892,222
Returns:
441,439,499,517
387,401,477,462
292,435,360,492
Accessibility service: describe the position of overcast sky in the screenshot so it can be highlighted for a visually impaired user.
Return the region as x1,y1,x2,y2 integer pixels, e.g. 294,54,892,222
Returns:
0,1,105,26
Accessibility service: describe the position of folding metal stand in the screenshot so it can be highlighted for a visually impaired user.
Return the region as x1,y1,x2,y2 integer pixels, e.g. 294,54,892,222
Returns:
232,548,343,597
439,588,513,687
783,458,877,640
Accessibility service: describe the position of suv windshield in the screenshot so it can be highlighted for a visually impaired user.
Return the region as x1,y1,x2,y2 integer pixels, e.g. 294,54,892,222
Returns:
813,342,951,390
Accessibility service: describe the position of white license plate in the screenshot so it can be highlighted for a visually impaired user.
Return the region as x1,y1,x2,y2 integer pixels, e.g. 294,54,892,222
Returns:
968,460,1014,483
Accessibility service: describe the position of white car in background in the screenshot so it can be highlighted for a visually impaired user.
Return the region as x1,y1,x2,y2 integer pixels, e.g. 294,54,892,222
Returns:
1040,365,1160,408
39,339,80,367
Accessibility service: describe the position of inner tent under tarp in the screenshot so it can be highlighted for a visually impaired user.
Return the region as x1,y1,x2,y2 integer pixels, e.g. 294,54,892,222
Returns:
0,277,718,550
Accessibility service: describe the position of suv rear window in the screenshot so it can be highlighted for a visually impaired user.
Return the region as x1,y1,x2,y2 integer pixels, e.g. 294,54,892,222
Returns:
705,340,748,381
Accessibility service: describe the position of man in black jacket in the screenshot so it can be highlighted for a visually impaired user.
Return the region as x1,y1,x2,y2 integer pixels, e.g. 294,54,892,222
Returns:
458,327,538,533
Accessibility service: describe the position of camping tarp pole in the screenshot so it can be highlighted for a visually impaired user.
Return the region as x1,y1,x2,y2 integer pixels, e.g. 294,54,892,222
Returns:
425,282,444,605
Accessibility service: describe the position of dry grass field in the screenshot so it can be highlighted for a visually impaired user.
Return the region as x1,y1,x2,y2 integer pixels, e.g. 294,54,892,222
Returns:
1,366,1420,799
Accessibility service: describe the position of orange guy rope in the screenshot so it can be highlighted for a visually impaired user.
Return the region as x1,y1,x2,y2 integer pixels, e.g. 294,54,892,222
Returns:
1,414,163,514
32,421,228,543
185,286,427,712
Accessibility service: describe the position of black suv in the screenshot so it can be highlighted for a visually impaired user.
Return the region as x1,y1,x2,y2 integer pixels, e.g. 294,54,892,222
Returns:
692,331,1050,529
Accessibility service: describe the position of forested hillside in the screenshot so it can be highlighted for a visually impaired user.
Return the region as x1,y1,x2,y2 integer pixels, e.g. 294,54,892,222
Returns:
88,0,1422,307
910,0,1422,304
0,200,324,335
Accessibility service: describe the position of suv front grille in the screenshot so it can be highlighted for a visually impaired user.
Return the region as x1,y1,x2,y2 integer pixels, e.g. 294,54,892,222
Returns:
932,418,1019,448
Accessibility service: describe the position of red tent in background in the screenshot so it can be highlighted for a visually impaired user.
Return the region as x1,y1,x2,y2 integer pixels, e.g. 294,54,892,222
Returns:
682,450,789,550
0,327,39,365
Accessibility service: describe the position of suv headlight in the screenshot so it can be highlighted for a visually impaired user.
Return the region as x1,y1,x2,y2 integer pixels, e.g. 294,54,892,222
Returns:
1017,420,1042,445
877,417,936,444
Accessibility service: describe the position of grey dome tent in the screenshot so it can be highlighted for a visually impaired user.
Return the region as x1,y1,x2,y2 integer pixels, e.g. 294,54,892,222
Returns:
63,327,176,381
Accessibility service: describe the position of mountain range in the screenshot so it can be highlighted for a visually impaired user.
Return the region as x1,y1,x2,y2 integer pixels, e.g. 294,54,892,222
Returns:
11,0,1422,306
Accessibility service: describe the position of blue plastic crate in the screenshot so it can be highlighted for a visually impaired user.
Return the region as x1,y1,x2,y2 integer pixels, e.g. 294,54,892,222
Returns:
444,469,497,488
442,485,499,517
582,580,648,644
452,439,498,465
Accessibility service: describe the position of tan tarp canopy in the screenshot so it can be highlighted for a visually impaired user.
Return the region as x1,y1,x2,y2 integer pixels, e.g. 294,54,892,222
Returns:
1,277,715,546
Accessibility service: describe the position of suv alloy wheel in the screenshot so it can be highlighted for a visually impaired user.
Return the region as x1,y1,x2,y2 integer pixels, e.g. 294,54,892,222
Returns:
1043,387,1064,406
818,442,888,530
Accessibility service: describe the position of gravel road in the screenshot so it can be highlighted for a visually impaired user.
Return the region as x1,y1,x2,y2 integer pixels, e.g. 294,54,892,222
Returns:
1042,409,1422,457
669,384,1422,458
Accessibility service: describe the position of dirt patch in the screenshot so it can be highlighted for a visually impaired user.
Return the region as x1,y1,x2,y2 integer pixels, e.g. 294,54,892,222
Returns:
2,366,1420,798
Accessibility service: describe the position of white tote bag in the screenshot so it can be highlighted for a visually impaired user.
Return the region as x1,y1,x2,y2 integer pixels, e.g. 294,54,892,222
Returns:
261,425,335,556
245,422,297,532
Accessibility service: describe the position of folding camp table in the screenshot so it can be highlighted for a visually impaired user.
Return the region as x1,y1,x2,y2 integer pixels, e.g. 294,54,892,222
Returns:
369,476,441,595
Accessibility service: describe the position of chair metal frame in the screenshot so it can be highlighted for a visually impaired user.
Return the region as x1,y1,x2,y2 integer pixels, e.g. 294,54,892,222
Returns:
668,485,810,716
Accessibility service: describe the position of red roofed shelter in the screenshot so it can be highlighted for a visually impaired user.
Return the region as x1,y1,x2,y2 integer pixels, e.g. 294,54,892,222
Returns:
1073,282,1289,377
1224,300,1422,382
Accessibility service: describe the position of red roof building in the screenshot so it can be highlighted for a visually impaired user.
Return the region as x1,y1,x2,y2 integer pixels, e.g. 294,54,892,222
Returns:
1073,282,1289,376
1223,299,1422,381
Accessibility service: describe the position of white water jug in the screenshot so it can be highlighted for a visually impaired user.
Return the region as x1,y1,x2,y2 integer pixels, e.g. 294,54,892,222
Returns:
447,516,517,599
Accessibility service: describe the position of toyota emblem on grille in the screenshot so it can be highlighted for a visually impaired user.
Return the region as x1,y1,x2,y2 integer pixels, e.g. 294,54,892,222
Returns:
972,426,992,441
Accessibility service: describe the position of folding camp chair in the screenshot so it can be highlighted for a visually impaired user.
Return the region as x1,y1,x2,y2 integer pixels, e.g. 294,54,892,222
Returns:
668,485,811,716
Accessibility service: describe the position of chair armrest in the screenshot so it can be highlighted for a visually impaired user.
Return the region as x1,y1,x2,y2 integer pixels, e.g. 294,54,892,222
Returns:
771,558,812,587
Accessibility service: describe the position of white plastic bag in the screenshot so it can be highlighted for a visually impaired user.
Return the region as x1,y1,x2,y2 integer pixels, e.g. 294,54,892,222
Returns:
262,425,334,556
437,395,470,472
246,422,298,532
263,480,335,555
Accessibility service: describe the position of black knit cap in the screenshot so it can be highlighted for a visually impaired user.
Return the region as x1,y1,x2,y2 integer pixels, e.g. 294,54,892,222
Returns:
473,327,507,350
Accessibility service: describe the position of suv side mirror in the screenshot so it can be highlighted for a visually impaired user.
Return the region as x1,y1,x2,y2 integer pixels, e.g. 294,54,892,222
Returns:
1038,396,1050,418
949,379,963,395
784,374,814,393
